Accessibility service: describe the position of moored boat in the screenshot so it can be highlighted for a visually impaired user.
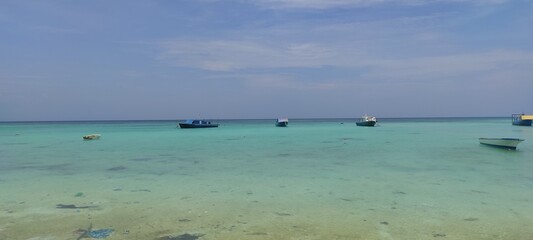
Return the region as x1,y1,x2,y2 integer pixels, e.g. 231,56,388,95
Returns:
479,138,524,150
356,114,377,127
275,118,289,127
178,120,219,128
512,114,533,126
83,134,101,140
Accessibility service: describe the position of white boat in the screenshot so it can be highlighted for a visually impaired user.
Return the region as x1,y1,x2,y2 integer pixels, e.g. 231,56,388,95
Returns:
356,114,377,127
275,118,289,127
479,138,524,149
83,134,101,140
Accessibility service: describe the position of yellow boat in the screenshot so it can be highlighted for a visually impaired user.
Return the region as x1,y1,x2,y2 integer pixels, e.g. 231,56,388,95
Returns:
512,114,532,126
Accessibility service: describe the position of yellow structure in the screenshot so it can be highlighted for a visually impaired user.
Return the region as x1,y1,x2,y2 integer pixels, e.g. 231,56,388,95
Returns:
521,115,533,120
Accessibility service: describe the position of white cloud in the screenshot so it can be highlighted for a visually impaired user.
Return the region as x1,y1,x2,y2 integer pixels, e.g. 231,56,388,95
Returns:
154,0,532,89
156,39,337,71
361,50,533,84
253,0,510,9
156,38,533,88
256,0,385,9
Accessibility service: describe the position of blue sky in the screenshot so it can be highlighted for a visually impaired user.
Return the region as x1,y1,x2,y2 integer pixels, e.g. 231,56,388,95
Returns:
1,0,532,121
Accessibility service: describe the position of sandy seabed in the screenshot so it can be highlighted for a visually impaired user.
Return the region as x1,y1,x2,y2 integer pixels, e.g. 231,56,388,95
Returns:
2,184,532,240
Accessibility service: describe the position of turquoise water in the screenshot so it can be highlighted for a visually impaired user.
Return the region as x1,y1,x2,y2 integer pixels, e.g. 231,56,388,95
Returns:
1,118,532,239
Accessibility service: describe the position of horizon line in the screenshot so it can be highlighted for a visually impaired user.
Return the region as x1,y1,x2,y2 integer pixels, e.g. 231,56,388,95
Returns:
0,116,512,123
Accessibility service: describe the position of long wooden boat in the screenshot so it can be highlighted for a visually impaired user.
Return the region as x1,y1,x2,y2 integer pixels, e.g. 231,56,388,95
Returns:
479,138,524,149
178,120,219,128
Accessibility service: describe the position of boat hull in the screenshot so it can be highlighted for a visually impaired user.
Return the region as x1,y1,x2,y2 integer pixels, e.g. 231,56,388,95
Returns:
275,122,288,127
178,123,219,128
356,121,376,127
513,119,532,126
479,138,524,149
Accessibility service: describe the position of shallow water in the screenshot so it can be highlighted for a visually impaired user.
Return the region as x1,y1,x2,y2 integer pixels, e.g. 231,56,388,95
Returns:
1,118,532,239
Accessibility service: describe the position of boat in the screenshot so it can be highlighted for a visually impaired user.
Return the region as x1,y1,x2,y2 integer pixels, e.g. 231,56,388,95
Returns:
275,118,289,127
83,134,101,140
356,114,377,127
512,114,533,126
479,138,524,149
178,120,219,128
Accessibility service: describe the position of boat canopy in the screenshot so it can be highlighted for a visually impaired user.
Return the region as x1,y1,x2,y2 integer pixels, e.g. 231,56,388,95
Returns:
521,115,533,120
183,119,212,124
361,115,376,121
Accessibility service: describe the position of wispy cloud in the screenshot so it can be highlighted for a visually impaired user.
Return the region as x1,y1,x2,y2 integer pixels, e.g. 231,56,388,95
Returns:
156,39,337,71
361,50,533,83
152,12,448,72
156,37,533,87
33,25,85,35
253,0,511,9
154,0,533,92
255,0,386,9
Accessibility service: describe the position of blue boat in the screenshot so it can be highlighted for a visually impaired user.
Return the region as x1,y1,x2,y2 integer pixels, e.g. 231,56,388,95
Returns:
275,118,289,127
512,114,532,126
178,120,219,128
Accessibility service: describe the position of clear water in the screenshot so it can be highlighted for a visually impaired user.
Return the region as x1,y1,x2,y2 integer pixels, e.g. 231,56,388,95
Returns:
1,118,532,239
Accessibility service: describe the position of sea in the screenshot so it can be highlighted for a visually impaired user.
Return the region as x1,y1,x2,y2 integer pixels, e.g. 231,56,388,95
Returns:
0,118,532,240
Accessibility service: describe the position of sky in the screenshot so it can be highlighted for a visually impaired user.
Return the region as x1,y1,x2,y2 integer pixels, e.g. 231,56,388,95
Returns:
1,0,532,121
